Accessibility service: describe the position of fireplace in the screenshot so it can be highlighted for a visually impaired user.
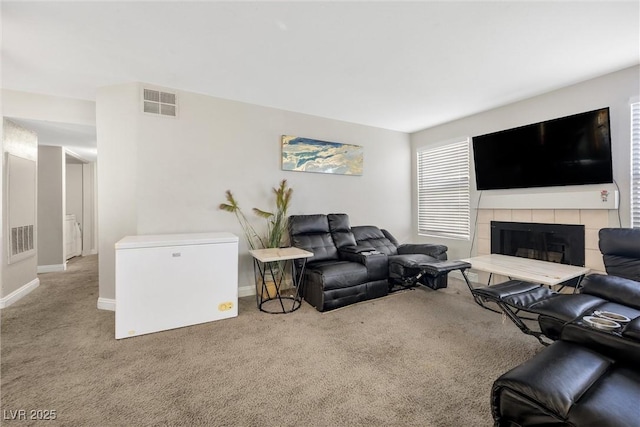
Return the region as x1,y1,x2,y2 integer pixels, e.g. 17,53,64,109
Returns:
491,221,585,267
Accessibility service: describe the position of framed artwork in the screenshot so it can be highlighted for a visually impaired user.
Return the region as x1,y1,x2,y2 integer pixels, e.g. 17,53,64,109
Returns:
281,135,363,176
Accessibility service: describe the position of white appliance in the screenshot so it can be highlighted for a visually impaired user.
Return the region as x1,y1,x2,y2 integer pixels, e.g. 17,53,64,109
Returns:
115,232,238,339
65,214,82,259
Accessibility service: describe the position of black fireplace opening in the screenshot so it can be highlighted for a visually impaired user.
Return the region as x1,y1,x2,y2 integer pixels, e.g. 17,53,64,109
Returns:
491,221,585,267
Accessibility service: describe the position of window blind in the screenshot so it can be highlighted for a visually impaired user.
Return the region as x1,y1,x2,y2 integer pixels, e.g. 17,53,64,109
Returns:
417,139,470,240
632,102,640,228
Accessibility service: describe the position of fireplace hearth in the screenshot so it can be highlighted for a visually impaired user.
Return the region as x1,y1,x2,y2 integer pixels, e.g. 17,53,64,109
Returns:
491,221,585,267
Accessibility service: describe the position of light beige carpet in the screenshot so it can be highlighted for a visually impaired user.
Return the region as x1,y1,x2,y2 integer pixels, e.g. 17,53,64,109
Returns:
1,255,541,426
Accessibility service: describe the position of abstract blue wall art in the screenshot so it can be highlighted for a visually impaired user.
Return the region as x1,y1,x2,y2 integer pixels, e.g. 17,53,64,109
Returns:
281,135,363,176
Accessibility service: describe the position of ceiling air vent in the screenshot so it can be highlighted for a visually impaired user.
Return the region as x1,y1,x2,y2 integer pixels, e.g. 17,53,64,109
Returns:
143,89,177,117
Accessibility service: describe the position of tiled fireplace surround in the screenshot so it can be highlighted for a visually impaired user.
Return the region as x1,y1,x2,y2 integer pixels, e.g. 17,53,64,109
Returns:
475,209,610,283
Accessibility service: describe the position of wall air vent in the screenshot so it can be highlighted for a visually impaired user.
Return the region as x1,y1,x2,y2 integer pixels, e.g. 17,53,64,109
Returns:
143,89,177,117
11,225,34,256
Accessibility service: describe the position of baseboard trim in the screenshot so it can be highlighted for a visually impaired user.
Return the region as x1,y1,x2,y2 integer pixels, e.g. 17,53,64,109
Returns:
238,285,255,298
100,286,254,311
97,297,116,311
0,278,40,309
37,263,67,273
239,280,295,298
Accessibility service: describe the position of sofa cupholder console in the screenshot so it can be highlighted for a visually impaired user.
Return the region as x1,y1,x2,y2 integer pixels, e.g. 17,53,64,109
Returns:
561,314,640,365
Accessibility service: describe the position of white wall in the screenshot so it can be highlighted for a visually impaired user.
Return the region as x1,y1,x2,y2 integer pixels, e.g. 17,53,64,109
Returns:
82,162,97,255
96,84,139,306
96,83,411,303
0,117,3,296
2,90,95,126
66,163,83,234
2,119,38,301
410,65,640,260
37,145,65,269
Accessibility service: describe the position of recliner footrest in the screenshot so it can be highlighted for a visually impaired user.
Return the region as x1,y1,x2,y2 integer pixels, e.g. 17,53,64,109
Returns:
389,257,470,290
472,280,556,311
468,280,558,344
418,259,471,278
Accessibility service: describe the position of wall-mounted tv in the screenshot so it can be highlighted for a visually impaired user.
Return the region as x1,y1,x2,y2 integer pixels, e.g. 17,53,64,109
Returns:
472,107,613,191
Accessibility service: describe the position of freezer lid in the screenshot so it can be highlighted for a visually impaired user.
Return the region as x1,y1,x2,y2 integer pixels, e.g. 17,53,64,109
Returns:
115,232,239,249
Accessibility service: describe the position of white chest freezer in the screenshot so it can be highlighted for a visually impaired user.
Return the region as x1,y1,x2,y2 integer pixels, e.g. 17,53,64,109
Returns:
115,232,238,339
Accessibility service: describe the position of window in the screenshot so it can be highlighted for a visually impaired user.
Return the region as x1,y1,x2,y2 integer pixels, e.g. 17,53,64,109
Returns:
632,101,640,228
417,138,470,240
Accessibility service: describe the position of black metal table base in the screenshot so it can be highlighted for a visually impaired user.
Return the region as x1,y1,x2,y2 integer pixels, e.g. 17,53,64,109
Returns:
259,295,302,314
459,269,573,346
253,256,307,314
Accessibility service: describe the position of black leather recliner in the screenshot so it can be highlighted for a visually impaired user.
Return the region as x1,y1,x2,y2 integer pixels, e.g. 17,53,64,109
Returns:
491,340,640,426
490,228,640,426
288,213,449,312
470,228,640,344
349,225,450,289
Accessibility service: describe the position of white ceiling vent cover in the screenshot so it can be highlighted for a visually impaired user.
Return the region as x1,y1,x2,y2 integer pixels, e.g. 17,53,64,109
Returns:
143,89,177,117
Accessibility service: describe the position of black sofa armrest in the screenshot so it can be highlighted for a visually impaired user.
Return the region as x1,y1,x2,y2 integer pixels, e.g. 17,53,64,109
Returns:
380,229,448,259
492,341,614,423
581,273,640,310
624,316,640,341
560,321,640,365
397,243,448,260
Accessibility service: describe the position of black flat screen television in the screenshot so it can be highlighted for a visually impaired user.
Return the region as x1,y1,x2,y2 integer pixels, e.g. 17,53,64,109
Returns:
472,107,613,191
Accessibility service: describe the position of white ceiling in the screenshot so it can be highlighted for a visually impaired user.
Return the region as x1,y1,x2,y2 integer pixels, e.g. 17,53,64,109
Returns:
2,1,639,158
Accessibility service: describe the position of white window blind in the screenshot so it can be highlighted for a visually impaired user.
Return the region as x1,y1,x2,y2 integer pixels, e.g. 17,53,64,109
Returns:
632,101,640,228
417,139,470,240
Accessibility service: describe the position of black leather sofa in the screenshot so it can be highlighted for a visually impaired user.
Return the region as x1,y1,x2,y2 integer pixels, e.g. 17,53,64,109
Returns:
288,213,449,312
490,228,640,426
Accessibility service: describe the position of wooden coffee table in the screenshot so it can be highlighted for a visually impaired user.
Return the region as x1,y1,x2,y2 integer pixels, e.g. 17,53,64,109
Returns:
461,254,590,288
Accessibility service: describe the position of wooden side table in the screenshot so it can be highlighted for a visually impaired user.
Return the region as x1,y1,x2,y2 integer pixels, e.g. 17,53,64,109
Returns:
249,247,313,314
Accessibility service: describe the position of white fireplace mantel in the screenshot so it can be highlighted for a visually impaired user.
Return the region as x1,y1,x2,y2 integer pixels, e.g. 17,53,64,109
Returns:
478,186,619,210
